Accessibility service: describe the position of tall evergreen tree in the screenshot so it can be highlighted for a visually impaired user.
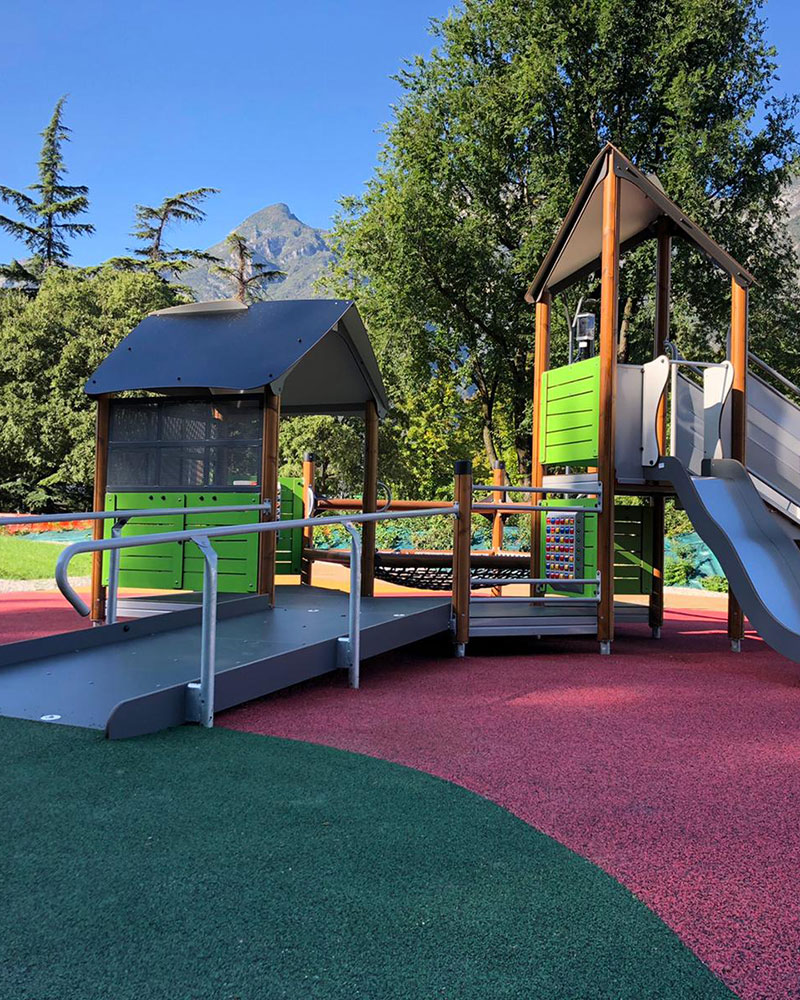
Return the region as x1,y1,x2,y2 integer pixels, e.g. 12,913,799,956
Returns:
0,96,94,285
211,232,284,302
110,188,220,275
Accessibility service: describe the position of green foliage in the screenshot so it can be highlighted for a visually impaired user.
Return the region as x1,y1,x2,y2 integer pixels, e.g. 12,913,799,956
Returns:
0,96,94,283
109,188,220,275
664,500,693,537
325,0,800,480
0,267,181,510
701,574,729,592
665,556,694,587
211,232,284,302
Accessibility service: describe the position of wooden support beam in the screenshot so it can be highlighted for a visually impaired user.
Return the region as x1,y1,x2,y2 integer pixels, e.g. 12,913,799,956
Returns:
530,291,551,589
258,388,280,605
90,394,110,624
491,460,506,598
300,452,315,586
452,460,473,655
728,279,749,647
361,399,379,597
650,219,672,636
597,157,620,651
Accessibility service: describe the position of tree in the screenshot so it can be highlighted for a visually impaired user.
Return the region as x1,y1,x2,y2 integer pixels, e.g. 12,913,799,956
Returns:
0,96,94,285
110,188,220,274
211,232,284,302
0,267,181,510
326,0,800,481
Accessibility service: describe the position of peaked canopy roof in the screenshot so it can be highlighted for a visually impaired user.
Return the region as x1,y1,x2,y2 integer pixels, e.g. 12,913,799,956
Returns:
85,298,389,417
526,144,754,303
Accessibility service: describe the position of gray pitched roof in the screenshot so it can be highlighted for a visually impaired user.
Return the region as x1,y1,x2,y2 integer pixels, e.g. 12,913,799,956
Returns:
85,298,389,416
526,144,755,302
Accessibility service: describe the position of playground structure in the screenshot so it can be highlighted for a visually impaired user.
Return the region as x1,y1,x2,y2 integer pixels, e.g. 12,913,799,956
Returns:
3,143,800,736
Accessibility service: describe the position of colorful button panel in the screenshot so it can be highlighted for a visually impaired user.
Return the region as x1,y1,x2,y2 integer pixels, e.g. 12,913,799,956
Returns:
544,512,583,581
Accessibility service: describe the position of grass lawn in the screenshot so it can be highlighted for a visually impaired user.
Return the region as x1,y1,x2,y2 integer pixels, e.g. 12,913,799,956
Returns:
0,534,92,580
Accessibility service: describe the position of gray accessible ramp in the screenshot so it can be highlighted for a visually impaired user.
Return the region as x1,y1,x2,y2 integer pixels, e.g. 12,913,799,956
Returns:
0,588,451,739
655,456,800,661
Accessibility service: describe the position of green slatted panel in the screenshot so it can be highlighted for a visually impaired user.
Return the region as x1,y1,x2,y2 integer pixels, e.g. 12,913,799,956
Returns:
613,507,654,595
182,492,260,594
540,501,654,597
276,478,303,575
103,492,185,590
539,358,601,466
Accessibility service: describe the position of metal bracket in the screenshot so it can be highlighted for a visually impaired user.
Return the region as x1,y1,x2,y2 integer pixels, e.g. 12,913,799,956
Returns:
185,682,203,723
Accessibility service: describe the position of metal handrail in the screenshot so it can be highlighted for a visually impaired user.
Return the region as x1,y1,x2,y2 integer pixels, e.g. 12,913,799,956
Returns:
748,351,800,399
472,484,601,495
0,502,271,529
0,502,271,626
55,504,459,728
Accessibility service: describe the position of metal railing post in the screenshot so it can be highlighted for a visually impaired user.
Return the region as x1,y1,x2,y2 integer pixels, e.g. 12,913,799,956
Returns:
452,460,473,657
338,522,362,688
185,535,218,728
105,516,130,626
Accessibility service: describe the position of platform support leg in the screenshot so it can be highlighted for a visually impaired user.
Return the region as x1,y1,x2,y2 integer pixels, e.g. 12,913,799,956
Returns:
730,638,742,653
599,640,612,656
453,642,466,659
651,626,661,640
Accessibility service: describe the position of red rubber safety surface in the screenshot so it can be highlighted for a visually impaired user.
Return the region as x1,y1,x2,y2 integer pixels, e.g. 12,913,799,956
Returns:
220,610,800,1000
0,591,93,645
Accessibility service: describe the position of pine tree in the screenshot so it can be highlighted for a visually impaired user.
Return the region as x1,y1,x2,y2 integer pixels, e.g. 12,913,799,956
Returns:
0,96,94,285
110,188,220,275
211,232,284,302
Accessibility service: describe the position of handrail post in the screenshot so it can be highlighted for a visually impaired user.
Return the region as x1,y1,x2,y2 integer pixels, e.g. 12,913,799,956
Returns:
106,516,130,626
338,523,362,688
186,535,218,728
452,460,473,657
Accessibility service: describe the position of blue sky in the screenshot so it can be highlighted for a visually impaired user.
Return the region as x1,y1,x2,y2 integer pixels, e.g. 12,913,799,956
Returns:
1,0,798,266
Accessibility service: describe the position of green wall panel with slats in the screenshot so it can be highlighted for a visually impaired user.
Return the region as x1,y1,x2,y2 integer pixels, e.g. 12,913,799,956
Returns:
104,480,304,594
182,492,261,593
539,358,601,466
540,500,654,597
276,479,304,575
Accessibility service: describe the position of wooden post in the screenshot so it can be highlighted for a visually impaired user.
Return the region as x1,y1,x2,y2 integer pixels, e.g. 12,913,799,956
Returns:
90,395,110,624
530,291,551,588
361,399,379,597
491,461,505,597
258,387,280,605
452,460,473,656
650,219,671,637
728,279,749,649
300,451,315,587
597,155,620,653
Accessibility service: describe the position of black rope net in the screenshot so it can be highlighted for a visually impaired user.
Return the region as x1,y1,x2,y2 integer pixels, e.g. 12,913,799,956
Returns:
373,553,532,591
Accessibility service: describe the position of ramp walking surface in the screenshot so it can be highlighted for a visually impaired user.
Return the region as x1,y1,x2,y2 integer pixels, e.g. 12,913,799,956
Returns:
0,587,449,736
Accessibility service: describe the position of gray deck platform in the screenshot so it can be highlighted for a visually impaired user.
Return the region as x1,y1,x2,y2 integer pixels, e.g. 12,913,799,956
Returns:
0,588,451,739
469,599,647,637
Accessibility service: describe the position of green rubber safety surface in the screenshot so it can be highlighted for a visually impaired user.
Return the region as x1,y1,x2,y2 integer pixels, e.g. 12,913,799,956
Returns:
1,718,735,1000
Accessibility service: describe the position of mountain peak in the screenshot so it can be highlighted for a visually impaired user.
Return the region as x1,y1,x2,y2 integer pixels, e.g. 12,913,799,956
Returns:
179,204,333,302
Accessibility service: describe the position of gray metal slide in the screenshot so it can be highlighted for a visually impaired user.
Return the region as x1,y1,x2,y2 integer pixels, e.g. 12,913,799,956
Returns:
677,367,800,532
655,456,800,662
